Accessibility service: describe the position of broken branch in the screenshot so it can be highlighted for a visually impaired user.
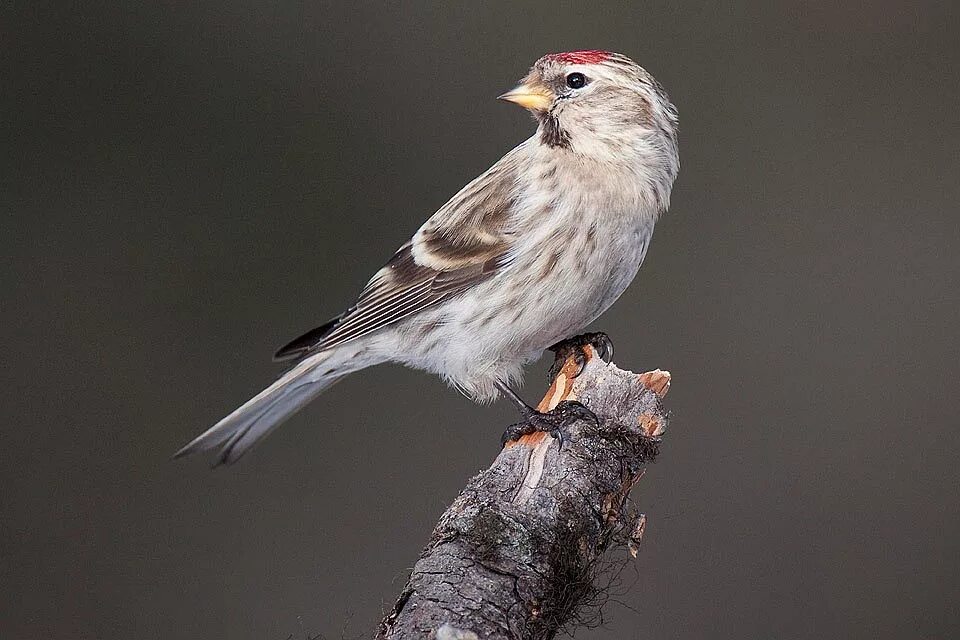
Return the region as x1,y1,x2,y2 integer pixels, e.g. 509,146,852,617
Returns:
376,337,672,639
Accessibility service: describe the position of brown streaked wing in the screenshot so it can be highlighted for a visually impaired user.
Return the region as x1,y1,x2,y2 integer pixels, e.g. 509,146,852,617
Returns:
310,243,505,352
276,147,522,358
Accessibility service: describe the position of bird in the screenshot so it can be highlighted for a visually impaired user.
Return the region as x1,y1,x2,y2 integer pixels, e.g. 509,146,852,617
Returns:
175,50,679,465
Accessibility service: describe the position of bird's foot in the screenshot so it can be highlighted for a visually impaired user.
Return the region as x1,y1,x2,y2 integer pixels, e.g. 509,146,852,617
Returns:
547,332,615,382
500,400,599,448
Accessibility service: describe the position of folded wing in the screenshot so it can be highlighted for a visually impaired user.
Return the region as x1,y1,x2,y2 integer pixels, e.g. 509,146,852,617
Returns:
274,147,525,362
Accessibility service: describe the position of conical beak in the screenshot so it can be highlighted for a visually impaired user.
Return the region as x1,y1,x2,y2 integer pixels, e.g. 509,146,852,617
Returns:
498,81,554,112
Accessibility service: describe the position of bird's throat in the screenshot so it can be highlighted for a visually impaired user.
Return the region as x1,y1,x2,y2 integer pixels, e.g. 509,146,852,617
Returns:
538,113,571,149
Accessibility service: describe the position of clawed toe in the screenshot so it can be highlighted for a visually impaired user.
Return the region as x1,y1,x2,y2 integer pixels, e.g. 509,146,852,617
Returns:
500,400,599,449
547,332,615,382
500,422,538,447
588,332,614,363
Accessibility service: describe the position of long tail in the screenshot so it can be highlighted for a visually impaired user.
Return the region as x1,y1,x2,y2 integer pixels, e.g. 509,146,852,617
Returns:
174,351,352,466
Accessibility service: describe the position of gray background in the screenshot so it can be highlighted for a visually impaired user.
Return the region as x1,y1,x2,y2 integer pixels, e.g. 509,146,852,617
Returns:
3,2,959,638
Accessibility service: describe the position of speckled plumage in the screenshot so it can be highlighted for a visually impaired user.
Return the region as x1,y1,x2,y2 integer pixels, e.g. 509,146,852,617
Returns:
176,51,679,464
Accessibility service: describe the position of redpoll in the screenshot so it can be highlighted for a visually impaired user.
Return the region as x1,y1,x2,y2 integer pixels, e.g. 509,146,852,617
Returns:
176,50,679,464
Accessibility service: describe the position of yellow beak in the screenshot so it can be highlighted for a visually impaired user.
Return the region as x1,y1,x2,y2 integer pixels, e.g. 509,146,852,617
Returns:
497,82,554,112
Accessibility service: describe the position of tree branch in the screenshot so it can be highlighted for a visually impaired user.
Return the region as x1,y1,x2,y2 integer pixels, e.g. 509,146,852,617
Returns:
376,336,671,640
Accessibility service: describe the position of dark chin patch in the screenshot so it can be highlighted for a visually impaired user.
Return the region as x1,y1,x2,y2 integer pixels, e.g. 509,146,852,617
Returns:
539,113,571,149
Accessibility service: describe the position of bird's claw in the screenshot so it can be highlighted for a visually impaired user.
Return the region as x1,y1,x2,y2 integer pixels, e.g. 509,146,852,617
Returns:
500,400,599,449
589,332,615,363
500,421,538,447
547,332,614,382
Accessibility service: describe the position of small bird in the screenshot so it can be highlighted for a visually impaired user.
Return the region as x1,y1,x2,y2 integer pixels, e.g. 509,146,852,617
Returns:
176,50,679,465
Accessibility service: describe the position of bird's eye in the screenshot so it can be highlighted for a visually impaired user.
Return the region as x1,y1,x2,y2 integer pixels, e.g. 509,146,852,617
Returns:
565,72,587,89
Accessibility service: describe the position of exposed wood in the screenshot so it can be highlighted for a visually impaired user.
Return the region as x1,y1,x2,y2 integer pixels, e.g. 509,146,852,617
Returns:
376,337,672,639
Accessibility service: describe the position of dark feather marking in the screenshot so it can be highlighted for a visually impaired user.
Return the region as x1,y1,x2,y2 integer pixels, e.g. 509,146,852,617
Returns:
273,313,344,361
476,311,497,328
421,229,508,264
540,113,571,149
540,250,562,279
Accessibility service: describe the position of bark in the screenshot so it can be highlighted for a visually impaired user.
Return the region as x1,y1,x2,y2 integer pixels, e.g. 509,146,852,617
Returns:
376,338,672,640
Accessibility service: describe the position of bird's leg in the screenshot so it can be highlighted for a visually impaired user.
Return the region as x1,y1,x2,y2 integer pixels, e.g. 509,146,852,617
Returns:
497,333,614,447
547,332,614,382
496,380,538,418
495,380,598,448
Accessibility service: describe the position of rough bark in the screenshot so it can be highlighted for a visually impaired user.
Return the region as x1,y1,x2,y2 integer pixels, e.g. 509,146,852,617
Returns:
376,338,672,640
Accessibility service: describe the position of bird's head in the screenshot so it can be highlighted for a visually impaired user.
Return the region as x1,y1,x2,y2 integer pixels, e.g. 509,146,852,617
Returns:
500,50,678,170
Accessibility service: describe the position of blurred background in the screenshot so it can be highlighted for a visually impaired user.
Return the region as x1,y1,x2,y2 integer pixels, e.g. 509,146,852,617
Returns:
2,2,959,638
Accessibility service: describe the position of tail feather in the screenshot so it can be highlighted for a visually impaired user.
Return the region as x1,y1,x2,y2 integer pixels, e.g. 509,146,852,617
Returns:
174,356,343,465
